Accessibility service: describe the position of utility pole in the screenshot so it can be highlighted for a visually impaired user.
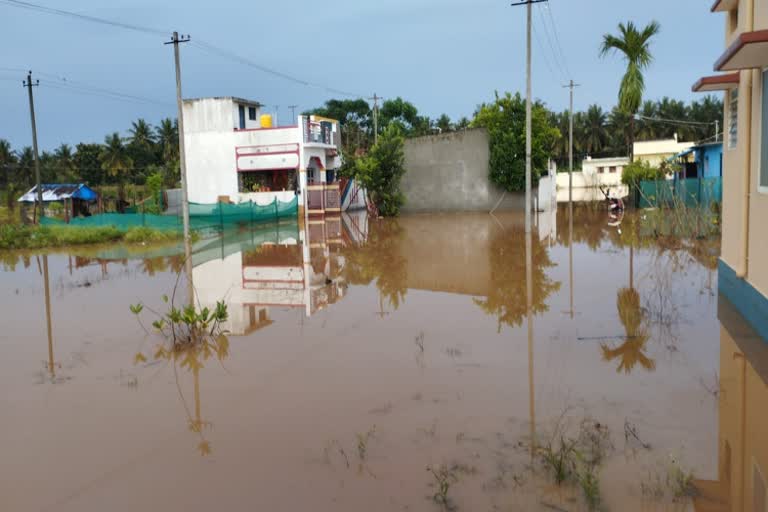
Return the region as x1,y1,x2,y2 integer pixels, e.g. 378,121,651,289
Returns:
288,105,298,125
368,93,381,145
274,105,280,127
563,80,580,204
512,0,547,233
715,120,719,142
23,71,42,223
166,32,193,301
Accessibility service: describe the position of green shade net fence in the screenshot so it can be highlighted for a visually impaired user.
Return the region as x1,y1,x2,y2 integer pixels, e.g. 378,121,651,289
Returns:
41,197,298,236
638,177,722,208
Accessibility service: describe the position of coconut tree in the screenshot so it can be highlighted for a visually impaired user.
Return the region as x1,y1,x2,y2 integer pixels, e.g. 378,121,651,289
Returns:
608,107,633,156
583,105,608,155
53,144,78,182
99,133,133,211
1,139,19,211
600,20,661,162
129,119,155,149
155,118,179,163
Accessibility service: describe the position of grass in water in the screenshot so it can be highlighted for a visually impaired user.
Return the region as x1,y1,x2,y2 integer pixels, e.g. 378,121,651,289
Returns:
0,224,183,250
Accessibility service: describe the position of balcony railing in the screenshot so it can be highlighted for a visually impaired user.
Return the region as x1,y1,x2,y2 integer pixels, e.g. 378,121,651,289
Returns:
303,117,337,145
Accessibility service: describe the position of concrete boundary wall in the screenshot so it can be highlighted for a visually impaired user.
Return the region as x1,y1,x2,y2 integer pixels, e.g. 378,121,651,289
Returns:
402,128,524,212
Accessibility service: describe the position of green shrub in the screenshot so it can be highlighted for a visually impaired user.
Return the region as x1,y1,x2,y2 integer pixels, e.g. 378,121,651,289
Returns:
123,226,179,244
0,224,181,250
621,160,666,189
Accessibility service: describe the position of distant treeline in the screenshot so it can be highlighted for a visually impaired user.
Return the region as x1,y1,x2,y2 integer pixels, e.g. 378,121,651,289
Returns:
0,118,179,209
0,93,722,207
307,95,723,168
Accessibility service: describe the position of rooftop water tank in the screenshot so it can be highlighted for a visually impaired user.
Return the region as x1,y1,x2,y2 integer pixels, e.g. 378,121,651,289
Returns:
260,114,273,128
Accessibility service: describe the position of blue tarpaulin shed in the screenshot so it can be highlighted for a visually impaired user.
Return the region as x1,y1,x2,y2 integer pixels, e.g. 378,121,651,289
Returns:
18,184,98,203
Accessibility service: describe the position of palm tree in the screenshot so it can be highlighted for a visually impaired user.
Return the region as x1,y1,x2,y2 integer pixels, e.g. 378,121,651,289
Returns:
53,144,78,182
129,119,155,149
600,20,661,162
608,107,633,157
1,139,19,211
582,105,608,155
155,118,179,163
99,133,133,211
636,100,660,141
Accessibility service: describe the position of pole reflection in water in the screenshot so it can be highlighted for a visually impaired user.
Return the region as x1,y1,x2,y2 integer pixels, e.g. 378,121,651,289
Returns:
525,227,535,461
42,254,56,380
568,199,574,319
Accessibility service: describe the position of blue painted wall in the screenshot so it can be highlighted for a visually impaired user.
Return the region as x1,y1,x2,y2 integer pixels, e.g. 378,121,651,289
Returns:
694,142,723,178
719,259,768,344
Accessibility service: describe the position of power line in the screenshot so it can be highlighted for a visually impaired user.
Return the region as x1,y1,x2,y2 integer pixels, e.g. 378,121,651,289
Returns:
531,21,562,84
191,40,365,98
40,78,173,107
533,7,567,82
0,0,368,99
636,114,716,127
0,0,166,35
542,2,572,79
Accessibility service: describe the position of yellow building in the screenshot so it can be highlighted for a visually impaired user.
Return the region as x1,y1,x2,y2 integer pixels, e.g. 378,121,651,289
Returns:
693,0,768,344
691,3,768,509
633,136,695,167
694,298,768,512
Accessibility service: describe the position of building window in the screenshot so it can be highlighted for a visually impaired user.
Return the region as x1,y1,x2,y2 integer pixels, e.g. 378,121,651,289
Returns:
248,107,257,121
729,88,739,150
760,69,768,192
238,105,246,130
609,166,617,173
597,167,605,174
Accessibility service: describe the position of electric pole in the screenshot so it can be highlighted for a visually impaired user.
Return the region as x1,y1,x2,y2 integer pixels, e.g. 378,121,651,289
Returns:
368,93,381,145
166,32,193,301
715,120,719,142
512,0,547,233
288,105,298,125
23,71,42,223
274,105,280,127
563,80,580,204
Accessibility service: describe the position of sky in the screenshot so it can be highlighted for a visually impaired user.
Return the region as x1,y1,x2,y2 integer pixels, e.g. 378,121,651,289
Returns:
0,0,725,152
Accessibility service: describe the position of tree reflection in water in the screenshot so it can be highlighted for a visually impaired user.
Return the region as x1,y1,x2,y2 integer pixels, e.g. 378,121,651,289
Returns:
474,226,561,332
602,287,655,374
342,218,408,311
136,334,230,456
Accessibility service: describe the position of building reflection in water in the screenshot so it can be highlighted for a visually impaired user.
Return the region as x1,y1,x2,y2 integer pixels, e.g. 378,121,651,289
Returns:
693,297,768,512
192,212,364,335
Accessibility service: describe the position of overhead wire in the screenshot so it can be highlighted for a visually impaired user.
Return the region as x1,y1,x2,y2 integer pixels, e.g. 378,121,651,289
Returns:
533,5,568,83
542,1,572,79
636,114,716,127
0,0,369,101
0,0,166,35
531,9,566,84
38,78,174,107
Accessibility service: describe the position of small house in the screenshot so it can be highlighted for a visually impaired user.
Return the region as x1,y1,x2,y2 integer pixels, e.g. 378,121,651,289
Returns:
18,184,98,221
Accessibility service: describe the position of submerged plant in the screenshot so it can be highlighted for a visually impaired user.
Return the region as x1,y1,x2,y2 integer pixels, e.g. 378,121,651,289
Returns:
426,464,459,511
130,294,228,348
540,437,579,485
577,464,602,510
356,425,377,461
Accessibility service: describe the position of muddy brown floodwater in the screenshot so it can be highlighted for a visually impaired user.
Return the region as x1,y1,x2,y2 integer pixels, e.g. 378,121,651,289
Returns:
0,205,741,511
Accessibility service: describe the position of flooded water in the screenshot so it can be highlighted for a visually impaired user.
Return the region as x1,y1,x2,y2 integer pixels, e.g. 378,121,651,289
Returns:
0,205,744,511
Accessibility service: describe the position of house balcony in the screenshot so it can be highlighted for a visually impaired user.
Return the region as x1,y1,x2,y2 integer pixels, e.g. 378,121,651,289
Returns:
301,115,340,149
715,30,768,71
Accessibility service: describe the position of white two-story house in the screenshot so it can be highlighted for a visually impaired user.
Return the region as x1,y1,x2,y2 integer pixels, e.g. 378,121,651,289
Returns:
182,96,343,216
